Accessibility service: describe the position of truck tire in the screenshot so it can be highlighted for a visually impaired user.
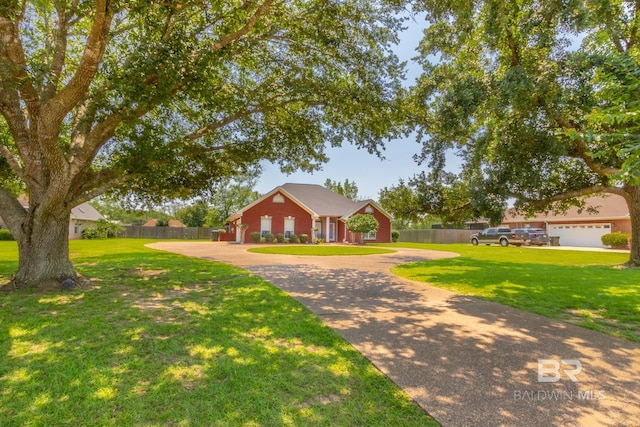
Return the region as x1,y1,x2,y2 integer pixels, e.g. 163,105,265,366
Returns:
499,238,509,247
471,238,479,246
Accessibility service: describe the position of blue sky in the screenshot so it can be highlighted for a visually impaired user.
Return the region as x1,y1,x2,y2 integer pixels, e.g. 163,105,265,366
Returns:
255,16,431,200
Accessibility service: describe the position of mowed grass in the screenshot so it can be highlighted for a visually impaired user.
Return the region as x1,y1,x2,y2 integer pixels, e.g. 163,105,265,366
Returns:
376,243,640,342
248,245,396,256
0,239,436,426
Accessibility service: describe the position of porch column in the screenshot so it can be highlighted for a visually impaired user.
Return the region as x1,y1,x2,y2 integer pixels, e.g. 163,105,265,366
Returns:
312,215,317,243
325,217,330,242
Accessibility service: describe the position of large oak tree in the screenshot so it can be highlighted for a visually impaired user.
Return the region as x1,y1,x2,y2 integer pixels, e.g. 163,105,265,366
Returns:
405,0,640,265
0,0,406,288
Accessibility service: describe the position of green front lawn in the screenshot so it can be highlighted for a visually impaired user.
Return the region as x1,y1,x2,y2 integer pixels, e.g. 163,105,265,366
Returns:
377,243,640,342
0,239,435,426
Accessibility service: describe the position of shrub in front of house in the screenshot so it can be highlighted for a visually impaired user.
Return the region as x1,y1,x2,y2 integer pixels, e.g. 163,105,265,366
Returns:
250,231,261,243
0,229,15,241
276,233,285,243
392,231,399,242
289,233,299,243
82,226,103,239
82,219,124,239
265,233,275,243
299,234,308,244
601,232,631,248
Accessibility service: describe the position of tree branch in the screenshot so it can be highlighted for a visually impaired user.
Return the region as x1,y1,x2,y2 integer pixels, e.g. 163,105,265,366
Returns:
604,7,626,53
211,0,275,51
70,172,129,206
626,0,640,50
184,98,320,143
521,185,618,207
41,3,70,102
0,16,41,118
42,0,114,125
543,104,621,177
0,144,24,178
0,187,26,238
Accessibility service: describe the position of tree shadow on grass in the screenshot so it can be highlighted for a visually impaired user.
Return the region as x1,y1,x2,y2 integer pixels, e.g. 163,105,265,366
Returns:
0,251,434,426
393,257,640,342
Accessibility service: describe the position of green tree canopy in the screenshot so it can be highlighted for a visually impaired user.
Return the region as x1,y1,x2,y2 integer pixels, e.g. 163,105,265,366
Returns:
324,178,360,201
205,171,261,227
175,200,209,228
346,213,379,243
0,0,407,288
405,0,640,265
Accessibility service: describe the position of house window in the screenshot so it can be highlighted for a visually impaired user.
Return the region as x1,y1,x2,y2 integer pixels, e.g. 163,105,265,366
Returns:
284,217,295,238
273,194,285,203
261,216,272,237
364,230,377,240
364,205,374,214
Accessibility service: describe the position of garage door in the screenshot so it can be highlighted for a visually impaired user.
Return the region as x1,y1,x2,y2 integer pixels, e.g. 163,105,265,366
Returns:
549,223,611,247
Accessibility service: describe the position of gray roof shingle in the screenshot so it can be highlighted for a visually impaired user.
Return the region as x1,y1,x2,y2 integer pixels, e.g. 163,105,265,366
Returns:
279,183,361,216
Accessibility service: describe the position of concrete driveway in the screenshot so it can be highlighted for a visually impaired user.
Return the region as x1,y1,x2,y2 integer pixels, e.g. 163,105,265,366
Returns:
148,242,640,427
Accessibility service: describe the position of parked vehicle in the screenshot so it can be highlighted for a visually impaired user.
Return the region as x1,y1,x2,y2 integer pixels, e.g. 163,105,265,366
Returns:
511,228,550,246
470,227,513,246
525,228,549,246
511,228,530,246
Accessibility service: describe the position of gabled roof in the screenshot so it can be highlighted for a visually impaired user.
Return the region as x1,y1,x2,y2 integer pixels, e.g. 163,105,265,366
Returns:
279,183,362,216
504,194,630,223
341,199,393,221
228,183,391,221
71,203,104,222
168,219,186,228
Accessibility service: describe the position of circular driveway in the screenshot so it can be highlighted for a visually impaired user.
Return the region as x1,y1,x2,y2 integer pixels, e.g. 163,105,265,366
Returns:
148,242,640,427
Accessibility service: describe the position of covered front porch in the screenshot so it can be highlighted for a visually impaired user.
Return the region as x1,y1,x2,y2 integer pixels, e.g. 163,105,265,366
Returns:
314,216,344,242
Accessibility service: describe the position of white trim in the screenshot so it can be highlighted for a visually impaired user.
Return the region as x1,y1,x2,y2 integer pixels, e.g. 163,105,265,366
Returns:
226,186,319,222
340,199,393,221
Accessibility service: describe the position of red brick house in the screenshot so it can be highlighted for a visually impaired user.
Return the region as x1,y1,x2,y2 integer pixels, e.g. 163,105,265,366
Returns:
502,194,631,247
225,183,393,243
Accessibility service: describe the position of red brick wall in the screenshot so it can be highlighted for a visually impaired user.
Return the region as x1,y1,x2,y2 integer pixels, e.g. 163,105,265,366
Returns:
240,192,314,240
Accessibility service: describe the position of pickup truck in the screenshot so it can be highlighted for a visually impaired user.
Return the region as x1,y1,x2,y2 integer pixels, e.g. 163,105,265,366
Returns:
470,227,513,247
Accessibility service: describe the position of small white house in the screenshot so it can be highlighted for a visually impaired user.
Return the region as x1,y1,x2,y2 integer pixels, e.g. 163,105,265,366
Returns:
0,195,105,240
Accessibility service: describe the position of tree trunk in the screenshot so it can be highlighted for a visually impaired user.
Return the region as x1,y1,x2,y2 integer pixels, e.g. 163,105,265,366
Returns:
624,184,640,267
12,208,76,290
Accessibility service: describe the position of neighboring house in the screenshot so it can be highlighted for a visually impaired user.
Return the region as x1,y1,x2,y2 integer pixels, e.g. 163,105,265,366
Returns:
142,218,159,227
226,183,393,243
142,218,186,227
0,195,105,240
69,203,105,240
502,194,631,247
168,219,186,228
